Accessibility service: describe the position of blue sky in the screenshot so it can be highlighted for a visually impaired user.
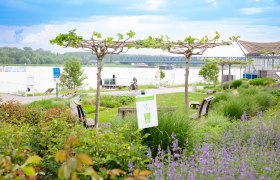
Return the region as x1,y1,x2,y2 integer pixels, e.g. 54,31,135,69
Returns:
0,0,280,55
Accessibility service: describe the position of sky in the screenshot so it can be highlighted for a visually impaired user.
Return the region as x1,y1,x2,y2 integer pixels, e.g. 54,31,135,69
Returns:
0,0,280,56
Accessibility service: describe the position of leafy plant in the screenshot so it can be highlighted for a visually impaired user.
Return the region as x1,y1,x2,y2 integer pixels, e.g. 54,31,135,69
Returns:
199,63,220,84
45,107,77,123
230,79,242,89
0,99,43,125
60,59,87,90
249,77,275,86
28,98,70,110
160,70,165,80
55,135,95,179
0,149,42,179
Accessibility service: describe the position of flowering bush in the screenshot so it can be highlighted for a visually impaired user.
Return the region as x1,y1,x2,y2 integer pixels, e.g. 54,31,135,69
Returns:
147,115,280,179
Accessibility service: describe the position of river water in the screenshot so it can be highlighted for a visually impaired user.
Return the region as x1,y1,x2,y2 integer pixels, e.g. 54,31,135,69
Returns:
0,66,242,94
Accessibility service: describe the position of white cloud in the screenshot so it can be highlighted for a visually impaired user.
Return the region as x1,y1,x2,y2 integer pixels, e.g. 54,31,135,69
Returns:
0,15,279,57
240,7,265,15
128,0,166,11
206,0,218,6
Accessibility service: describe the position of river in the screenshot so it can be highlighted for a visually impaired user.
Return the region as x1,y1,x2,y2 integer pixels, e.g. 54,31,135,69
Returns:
0,66,243,94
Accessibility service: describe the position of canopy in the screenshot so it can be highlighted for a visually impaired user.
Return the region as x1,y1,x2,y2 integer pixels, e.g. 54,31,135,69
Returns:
238,40,280,54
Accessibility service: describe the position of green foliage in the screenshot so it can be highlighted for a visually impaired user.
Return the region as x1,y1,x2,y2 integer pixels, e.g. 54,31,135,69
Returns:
230,79,242,89
254,92,277,111
216,88,277,119
55,135,94,180
228,35,241,41
0,151,42,179
199,63,220,83
0,116,147,178
60,59,87,89
191,112,231,145
222,82,229,90
28,98,70,110
100,95,135,108
249,77,275,86
44,107,77,123
50,29,83,47
271,89,280,96
146,113,193,155
110,112,194,156
160,70,165,80
0,99,43,125
222,98,245,119
211,92,231,105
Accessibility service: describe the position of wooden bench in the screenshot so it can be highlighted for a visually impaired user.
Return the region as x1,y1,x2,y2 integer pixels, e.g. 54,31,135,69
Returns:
73,100,95,128
204,90,216,94
118,106,178,118
191,96,215,119
44,88,54,95
189,101,200,109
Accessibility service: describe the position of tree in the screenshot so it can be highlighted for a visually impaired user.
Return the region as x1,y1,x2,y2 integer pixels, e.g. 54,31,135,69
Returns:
199,63,219,84
50,29,135,127
60,59,87,90
137,32,231,117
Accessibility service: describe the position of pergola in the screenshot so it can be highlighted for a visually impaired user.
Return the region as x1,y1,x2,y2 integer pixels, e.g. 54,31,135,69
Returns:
203,58,247,86
237,40,280,70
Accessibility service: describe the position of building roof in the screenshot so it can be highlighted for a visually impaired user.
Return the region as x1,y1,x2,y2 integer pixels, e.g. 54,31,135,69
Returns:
238,40,280,54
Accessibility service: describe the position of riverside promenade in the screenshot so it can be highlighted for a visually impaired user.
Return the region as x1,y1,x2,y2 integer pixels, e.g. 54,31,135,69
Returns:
0,87,188,104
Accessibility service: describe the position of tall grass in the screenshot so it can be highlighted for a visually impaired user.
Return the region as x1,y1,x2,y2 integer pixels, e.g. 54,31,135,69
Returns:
28,98,70,110
213,87,278,119
109,112,193,156
146,113,193,155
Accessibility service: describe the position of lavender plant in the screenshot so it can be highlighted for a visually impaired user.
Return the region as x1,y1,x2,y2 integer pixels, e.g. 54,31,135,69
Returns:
147,114,280,179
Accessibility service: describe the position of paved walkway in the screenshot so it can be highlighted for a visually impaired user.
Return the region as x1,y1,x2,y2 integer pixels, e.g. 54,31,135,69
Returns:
0,87,189,104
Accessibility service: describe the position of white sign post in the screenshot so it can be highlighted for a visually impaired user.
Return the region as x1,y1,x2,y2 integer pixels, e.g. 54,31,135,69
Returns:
136,95,158,130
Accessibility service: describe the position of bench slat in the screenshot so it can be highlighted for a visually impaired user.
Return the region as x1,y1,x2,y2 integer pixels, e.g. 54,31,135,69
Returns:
118,106,178,118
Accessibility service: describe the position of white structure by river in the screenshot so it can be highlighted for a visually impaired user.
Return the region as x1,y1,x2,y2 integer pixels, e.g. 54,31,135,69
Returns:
0,66,243,94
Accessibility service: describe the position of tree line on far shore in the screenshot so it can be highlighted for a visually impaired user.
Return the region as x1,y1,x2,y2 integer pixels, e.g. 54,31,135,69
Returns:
0,47,139,65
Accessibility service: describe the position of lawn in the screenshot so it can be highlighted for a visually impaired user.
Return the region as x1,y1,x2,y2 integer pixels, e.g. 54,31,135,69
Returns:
94,92,209,122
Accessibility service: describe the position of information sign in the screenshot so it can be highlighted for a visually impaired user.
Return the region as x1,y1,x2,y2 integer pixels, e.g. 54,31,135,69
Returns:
136,95,158,129
53,67,60,78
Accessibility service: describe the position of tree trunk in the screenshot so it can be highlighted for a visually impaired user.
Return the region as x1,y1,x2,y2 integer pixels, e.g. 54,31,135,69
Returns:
184,55,191,118
228,64,231,91
272,53,275,69
221,64,224,85
94,58,102,128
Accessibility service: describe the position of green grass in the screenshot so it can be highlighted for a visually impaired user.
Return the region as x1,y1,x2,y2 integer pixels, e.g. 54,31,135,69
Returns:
96,92,208,122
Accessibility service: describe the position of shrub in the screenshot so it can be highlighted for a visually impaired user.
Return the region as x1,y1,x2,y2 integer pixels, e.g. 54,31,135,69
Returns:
45,107,77,123
230,80,242,89
0,100,43,125
254,92,277,111
222,99,244,119
238,87,258,96
222,82,229,90
249,77,275,86
1,117,148,178
28,98,70,110
203,85,216,89
110,112,194,156
271,89,280,96
100,95,135,108
191,112,231,145
211,92,231,106
146,113,193,155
